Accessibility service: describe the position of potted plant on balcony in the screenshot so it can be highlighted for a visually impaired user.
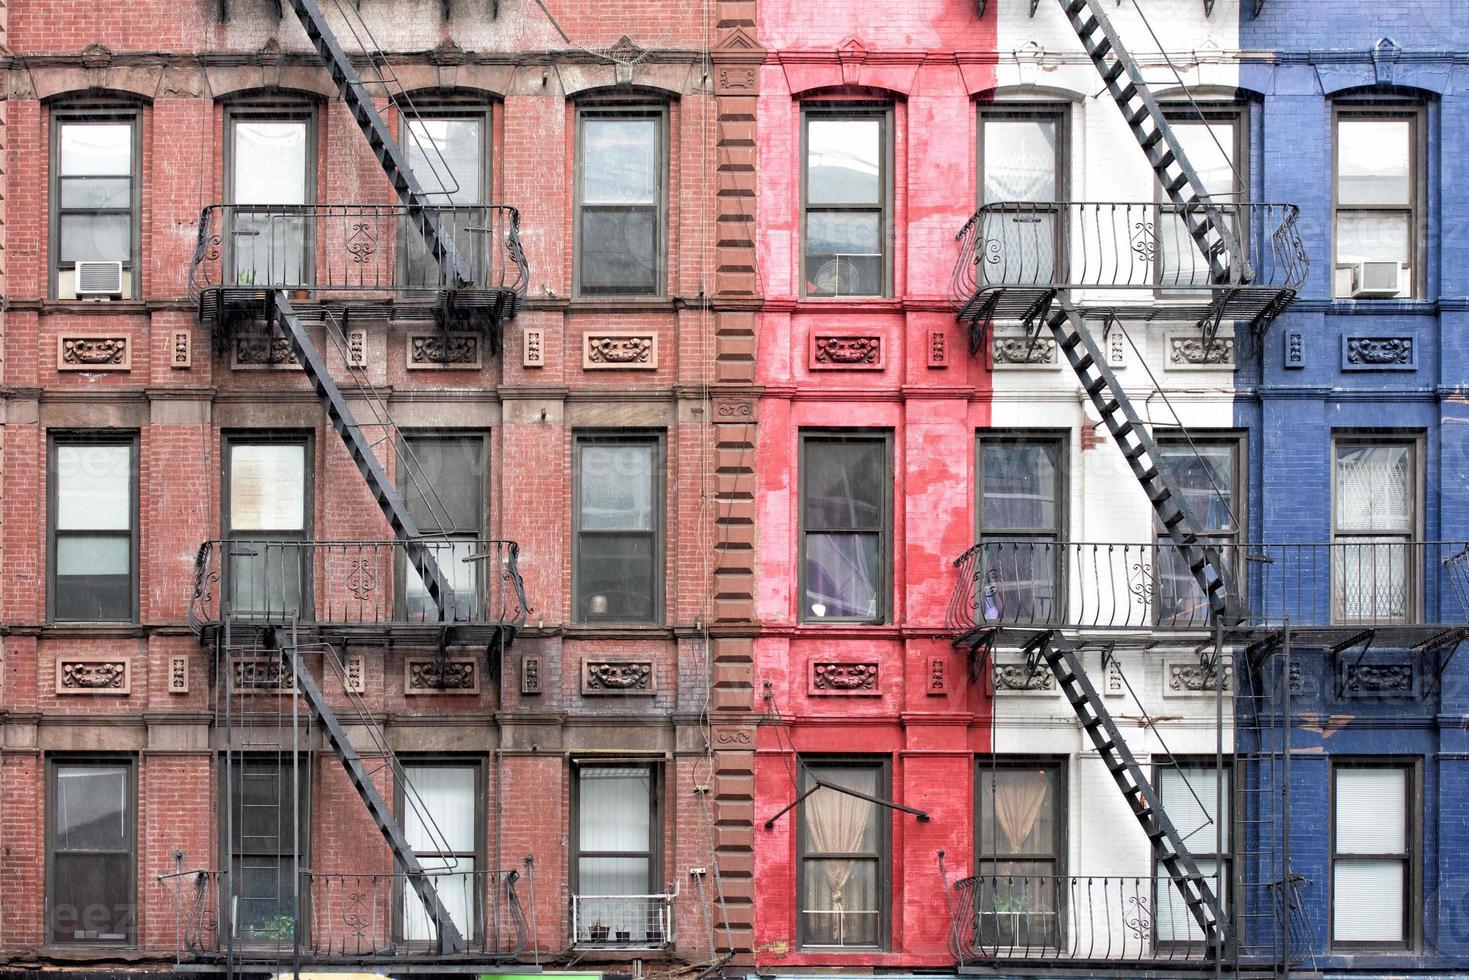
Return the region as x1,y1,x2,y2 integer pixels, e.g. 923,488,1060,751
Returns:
587,919,608,944
989,893,1028,946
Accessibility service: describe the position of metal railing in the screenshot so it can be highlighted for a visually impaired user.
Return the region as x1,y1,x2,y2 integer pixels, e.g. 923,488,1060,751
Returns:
571,892,676,949
950,873,1223,965
158,867,526,962
189,203,527,305
188,538,529,630
951,201,1306,328
948,540,1469,634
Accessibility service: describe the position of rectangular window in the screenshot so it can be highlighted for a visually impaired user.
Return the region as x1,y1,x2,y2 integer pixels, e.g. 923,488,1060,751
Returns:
979,106,1065,285
974,758,1064,949
800,433,891,623
1334,108,1421,299
576,106,665,296
49,436,137,622
976,436,1063,623
401,109,490,288
225,436,310,618
225,757,307,943
1153,760,1231,947
399,434,485,621
574,435,663,623
1155,436,1243,626
798,759,888,949
1155,106,1245,287
1332,762,1414,949
47,758,135,945
572,763,660,945
804,108,889,297
52,110,140,299
1332,437,1419,623
227,110,314,287
399,761,481,943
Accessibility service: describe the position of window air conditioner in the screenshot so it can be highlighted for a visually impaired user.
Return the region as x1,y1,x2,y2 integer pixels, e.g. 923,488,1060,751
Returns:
75,260,125,299
1350,261,1403,299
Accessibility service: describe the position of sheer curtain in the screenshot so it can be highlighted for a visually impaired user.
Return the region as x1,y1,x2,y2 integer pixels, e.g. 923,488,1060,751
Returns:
803,767,880,946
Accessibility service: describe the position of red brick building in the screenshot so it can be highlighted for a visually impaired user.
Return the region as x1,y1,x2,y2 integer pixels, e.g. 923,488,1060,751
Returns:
0,0,758,973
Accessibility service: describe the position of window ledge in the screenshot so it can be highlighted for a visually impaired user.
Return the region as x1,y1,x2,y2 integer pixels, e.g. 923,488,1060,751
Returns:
39,622,145,638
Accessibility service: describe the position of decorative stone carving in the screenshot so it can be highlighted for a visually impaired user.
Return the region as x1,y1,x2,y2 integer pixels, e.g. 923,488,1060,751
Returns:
992,335,1057,367
583,659,655,695
405,657,479,694
1167,334,1235,369
927,658,949,696
343,654,365,694
57,658,129,694
523,327,545,368
521,655,543,696
1104,655,1124,696
993,662,1054,691
58,335,130,371
232,334,299,369
1288,660,1304,695
171,329,193,369
408,333,481,369
1284,330,1304,369
928,330,949,369
812,334,882,369
716,66,757,93
232,657,295,691
584,332,657,369
1343,336,1416,371
810,661,880,695
346,328,367,367
1108,328,1127,367
714,396,755,421
169,655,189,694
1342,661,1414,697
1167,662,1233,693
712,726,753,746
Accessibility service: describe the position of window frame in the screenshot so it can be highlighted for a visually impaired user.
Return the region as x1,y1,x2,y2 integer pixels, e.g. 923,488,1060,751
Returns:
798,430,893,625
47,431,140,624
1328,758,1420,952
45,755,138,947
395,430,489,620
1153,432,1246,626
1331,103,1426,300
573,100,669,298
571,432,666,625
1329,432,1423,624
396,102,494,289
975,432,1067,625
1150,756,1236,952
223,104,319,289
221,431,315,620
795,756,891,951
393,756,486,946
49,104,143,299
218,753,313,947
1155,102,1249,290
569,759,663,898
801,104,893,299
977,103,1069,285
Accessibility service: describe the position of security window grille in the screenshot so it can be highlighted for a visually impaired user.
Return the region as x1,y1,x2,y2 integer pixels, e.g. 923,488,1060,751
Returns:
1158,106,1245,288
574,436,663,623
797,760,888,949
399,434,485,620
49,437,137,622
225,439,310,619
1155,436,1242,626
976,437,1063,623
1154,761,1231,947
573,764,660,944
800,433,890,623
1332,763,1414,949
803,109,889,297
52,112,139,298
399,762,480,943
1334,109,1421,299
226,758,307,943
227,112,313,287
401,110,489,288
980,106,1065,285
47,759,135,945
1332,439,1418,623
576,108,665,296
975,758,1064,949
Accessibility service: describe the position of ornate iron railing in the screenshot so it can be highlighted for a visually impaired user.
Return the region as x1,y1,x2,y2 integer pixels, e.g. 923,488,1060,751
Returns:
570,890,677,949
951,201,1307,339
188,203,527,306
950,873,1223,965
188,538,529,631
158,867,526,962
948,540,1469,635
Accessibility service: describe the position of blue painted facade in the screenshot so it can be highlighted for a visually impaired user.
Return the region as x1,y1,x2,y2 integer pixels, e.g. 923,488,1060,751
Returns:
1235,3,1469,972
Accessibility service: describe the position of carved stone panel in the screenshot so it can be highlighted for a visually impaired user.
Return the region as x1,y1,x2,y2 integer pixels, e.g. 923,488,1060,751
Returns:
583,659,656,695
58,335,131,371
927,658,949,696
343,654,365,694
811,334,882,370
408,333,481,369
1340,660,1416,698
809,661,880,695
584,332,657,369
169,655,189,694
1284,330,1304,369
1165,333,1235,370
927,330,949,369
991,333,1057,368
1165,660,1234,695
521,654,543,696
346,328,367,368
232,333,300,370
1342,335,1416,371
231,657,296,692
404,657,479,694
523,327,545,368
992,661,1054,692
57,658,130,695
713,396,756,422
171,329,193,369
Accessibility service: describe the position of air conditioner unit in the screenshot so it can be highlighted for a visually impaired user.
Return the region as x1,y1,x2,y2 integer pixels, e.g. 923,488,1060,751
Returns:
1350,260,1403,298
75,260,124,298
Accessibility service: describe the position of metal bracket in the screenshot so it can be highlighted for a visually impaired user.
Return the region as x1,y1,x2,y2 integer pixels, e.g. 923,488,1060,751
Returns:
764,775,930,830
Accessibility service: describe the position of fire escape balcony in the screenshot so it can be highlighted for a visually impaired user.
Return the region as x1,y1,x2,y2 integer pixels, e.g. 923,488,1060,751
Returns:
948,540,1469,642
951,201,1307,348
189,203,528,349
189,538,529,642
